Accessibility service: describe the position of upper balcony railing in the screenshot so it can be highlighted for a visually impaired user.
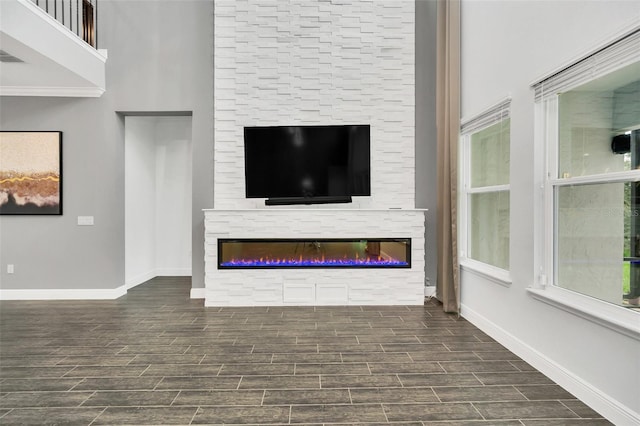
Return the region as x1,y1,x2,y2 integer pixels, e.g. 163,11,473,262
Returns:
30,0,98,48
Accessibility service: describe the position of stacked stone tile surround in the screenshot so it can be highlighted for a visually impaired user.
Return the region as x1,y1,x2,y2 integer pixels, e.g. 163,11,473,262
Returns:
204,209,426,306
208,1,420,306
214,0,415,210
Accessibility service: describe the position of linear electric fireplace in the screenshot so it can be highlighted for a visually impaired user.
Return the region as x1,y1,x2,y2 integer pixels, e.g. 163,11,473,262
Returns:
218,238,411,269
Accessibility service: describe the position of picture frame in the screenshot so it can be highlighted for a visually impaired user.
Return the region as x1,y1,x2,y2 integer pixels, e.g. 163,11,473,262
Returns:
0,131,63,215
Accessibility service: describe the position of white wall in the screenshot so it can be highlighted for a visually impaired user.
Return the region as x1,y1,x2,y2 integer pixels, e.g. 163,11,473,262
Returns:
460,1,640,424
125,116,192,287
214,0,415,209
125,117,156,286
154,117,192,276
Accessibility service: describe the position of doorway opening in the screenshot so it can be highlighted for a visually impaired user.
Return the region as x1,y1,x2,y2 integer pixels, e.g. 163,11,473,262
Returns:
124,115,193,288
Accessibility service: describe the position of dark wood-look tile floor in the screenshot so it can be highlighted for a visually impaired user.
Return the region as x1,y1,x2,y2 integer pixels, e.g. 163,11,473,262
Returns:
0,277,611,425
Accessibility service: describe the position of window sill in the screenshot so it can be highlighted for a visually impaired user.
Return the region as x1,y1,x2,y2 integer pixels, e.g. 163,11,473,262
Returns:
527,286,640,341
460,259,512,287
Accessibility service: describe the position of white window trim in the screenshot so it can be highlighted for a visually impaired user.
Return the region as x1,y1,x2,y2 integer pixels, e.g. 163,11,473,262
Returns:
461,97,511,134
551,171,640,187
532,25,640,338
460,258,512,287
527,286,640,341
532,25,640,101
467,184,510,194
459,97,512,282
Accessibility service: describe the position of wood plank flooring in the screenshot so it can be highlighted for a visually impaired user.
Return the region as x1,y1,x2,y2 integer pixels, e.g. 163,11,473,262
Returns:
0,277,611,425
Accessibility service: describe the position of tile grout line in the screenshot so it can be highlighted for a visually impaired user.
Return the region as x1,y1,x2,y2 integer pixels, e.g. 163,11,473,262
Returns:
67,377,85,392
472,372,485,386
513,385,529,401
187,405,200,425
559,399,587,419
86,406,107,426
197,354,206,365
380,402,390,423
0,406,11,418
396,373,404,388
469,401,487,421
152,376,164,391
138,364,151,377
169,390,181,406
127,354,139,366
60,365,78,378
77,389,97,407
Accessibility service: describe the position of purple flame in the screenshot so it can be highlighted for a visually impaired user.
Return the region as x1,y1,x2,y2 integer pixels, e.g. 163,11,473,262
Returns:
220,256,408,268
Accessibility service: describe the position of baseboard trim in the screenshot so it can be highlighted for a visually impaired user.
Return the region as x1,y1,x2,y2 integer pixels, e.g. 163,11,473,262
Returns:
461,303,640,426
190,288,205,299
424,286,436,298
0,285,127,300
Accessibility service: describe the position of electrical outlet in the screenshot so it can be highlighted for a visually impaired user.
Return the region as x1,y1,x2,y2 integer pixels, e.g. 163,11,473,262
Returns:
7,264,14,274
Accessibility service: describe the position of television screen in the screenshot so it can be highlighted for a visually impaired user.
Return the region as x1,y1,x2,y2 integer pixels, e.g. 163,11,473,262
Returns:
244,125,370,201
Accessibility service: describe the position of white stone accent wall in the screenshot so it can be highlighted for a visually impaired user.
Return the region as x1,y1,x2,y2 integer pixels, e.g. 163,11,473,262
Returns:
214,0,415,209
204,209,426,306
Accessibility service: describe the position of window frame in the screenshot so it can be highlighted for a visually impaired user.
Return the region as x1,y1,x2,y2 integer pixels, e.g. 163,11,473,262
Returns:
459,98,512,285
532,25,640,340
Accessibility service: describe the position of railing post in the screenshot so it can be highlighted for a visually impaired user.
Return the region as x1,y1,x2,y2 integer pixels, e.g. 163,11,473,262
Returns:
29,0,97,49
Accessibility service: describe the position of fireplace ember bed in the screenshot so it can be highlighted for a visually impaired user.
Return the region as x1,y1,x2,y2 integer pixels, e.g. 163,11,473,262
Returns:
218,238,411,269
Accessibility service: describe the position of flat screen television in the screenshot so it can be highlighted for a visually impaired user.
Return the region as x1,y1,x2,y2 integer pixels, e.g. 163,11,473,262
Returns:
244,125,370,205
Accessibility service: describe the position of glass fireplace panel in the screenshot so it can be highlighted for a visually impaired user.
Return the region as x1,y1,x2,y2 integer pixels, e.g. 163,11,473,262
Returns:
218,238,411,269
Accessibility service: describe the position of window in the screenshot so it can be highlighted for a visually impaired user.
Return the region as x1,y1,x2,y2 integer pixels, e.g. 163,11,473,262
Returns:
460,99,511,278
534,27,640,313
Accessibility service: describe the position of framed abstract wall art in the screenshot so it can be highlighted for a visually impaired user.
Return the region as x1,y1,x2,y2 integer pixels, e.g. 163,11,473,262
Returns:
0,131,62,215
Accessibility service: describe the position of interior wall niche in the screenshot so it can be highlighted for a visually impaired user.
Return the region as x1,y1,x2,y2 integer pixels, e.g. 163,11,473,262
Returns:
125,115,192,287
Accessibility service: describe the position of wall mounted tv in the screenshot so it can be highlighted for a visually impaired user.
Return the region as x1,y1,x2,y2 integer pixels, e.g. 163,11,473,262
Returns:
244,125,370,206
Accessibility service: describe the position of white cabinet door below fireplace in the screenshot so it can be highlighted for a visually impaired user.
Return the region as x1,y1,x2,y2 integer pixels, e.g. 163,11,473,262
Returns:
283,280,315,305
316,283,348,305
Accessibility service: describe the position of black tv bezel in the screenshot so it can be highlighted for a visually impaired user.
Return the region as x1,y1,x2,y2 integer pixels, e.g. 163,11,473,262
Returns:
243,124,370,205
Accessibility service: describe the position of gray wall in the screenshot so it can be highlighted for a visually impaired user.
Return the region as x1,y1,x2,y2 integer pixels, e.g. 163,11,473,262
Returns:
415,0,438,286
0,0,436,294
0,0,214,291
